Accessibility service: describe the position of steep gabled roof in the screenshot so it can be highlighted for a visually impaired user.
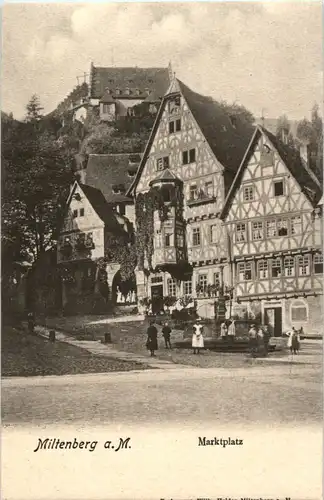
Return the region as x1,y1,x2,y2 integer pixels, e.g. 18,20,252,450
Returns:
221,126,323,219
78,183,124,233
128,79,254,196
90,65,170,100
83,153,142,203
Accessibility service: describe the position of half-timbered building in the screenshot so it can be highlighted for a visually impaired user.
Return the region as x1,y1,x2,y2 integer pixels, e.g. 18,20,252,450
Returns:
128,77,253,316
221,126,323,335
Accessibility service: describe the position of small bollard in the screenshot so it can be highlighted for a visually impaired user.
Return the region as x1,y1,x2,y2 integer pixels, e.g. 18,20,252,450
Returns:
49,330,56,342
104,332,112,344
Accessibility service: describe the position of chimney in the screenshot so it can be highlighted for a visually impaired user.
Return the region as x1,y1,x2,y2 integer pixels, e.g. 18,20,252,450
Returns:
300,142,310,167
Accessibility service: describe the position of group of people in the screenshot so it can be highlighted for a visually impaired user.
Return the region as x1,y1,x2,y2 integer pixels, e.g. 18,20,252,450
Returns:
247,323,272,357
285,327,301,355
145,321,172,357
145,318,206,357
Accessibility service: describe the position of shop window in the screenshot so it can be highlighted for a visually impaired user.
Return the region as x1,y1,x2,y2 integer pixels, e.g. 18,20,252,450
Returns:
291,299,308,322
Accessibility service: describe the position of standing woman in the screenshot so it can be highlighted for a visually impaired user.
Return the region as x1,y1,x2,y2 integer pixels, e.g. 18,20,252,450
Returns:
227,319,236,344
192,317,204,354
146,320,158,357
220,321,228,341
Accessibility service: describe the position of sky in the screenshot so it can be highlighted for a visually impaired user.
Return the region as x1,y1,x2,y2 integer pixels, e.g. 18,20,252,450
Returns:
2,1,322,121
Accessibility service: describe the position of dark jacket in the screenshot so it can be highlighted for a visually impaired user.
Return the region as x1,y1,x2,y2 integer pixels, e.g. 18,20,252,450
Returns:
162,326,171,338
146,325,158,350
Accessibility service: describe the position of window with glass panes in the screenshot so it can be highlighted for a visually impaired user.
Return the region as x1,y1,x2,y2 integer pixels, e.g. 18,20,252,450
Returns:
314,254,323,274
182,148,196,165
235,223,247,242
278,219,288,236
198,274,208,290
271,258,282,277
189,185,197,200
291,215,302,235
167,278,176,296
156,156,169,171
258,260,268,279
238,262,252,281
284,256,295,277
192,227,201,246
210,224,218,243
205,181,214,197
213,272,220,287
183,279,192,295
266,219,277,238
165,232,173,247
252,221,263,240
298,255,310,276
243,185,254,201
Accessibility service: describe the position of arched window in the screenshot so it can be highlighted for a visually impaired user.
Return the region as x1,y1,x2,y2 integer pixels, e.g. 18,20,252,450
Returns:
291,299,308,322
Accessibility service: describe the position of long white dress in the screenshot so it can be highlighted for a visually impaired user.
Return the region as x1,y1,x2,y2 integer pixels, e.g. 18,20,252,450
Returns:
192,324,204,348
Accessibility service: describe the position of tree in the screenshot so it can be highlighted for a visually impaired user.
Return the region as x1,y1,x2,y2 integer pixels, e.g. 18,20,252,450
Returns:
2,97,74,267
219,100,255,126
25,94,43,123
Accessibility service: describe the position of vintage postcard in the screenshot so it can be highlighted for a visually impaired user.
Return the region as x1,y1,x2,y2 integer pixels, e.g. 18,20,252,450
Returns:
1,2,322,499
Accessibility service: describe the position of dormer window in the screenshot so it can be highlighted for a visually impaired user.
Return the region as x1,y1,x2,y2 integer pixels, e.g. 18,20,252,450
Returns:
145,88,150,95
128,169,136,177
135,89,141,96
125,87,131,95
148,78,153,84
108,79,114,84
105,87,111,94
115,88,121,95
128,79,134,84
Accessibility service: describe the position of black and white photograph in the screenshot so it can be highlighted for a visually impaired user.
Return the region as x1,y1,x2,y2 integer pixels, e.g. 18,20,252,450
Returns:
1,2,322,499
